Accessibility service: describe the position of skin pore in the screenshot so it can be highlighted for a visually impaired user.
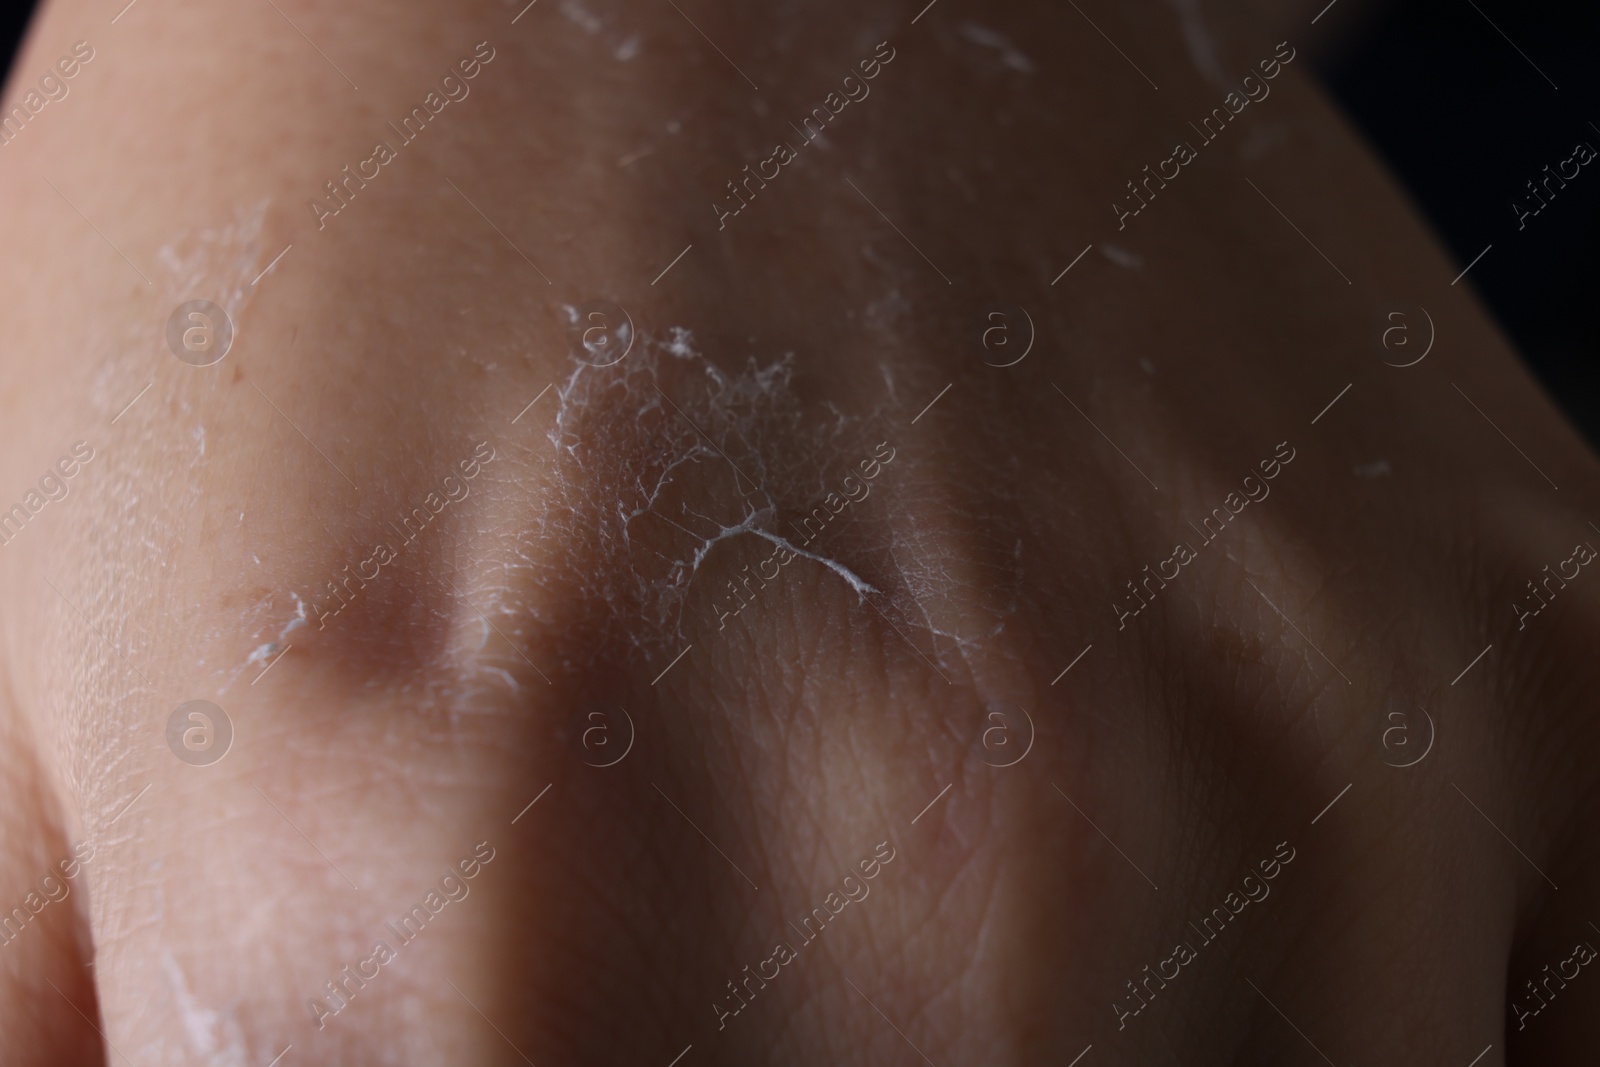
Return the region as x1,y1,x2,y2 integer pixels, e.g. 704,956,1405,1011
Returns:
0,0,1598,1063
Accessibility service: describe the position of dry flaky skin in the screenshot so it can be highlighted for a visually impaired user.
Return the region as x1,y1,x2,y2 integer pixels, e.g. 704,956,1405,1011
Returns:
0,0,1598,1063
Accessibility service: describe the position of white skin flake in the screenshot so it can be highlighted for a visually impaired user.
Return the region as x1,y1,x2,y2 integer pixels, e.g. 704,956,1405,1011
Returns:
560,0,602,34
237,314,1020,693
1165,0,1226,86
159,950,251,1067
958,23,1036,73
530,326,888,647
1101,243,1144,270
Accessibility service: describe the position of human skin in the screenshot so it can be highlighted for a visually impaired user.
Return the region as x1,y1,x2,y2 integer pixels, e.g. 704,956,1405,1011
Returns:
0,0,1598,1063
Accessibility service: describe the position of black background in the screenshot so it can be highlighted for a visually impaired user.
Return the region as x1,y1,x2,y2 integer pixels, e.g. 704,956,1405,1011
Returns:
3,1,1595,444
1321,0,1600,447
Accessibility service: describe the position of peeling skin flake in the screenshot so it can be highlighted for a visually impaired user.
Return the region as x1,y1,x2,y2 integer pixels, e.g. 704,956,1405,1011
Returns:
162,949,251,1066
533,322,885,646
958,23,1036,73
235,319,1022,692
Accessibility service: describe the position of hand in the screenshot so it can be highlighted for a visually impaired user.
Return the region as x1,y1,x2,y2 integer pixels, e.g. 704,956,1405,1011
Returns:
1,1,1596,1064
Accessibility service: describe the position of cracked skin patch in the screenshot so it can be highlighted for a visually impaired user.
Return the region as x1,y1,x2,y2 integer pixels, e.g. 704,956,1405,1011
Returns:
226,321,1027,708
